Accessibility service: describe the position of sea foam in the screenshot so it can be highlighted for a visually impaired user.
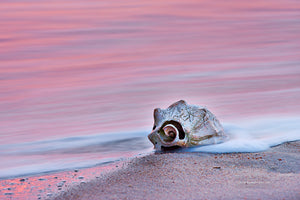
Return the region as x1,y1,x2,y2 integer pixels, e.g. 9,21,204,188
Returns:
190,117,300,153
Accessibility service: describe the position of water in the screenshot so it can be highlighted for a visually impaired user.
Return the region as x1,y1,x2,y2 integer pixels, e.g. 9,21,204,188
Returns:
1,0,300,179
192,118,300,153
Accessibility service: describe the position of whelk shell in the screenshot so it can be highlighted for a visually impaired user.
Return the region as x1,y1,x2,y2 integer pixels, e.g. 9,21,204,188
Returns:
148,100,228,150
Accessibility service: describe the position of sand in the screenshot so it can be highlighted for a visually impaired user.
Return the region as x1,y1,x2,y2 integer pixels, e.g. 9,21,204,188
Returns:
52,141,300,200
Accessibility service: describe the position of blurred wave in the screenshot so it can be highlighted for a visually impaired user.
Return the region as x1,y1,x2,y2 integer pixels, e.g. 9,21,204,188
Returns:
0,131,152,179
1,117,299,179
191,117,300,153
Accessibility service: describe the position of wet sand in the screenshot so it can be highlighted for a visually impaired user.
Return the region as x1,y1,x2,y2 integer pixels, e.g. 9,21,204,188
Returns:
52,141,300,200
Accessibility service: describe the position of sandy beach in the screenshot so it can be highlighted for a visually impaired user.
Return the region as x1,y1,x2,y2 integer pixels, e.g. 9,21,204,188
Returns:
51,141,300,200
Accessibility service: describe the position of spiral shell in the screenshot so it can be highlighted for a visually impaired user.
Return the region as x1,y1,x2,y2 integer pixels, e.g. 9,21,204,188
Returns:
148,100,227,150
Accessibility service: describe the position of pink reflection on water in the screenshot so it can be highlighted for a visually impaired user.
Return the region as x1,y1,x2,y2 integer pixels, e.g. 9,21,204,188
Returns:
1,0,300,144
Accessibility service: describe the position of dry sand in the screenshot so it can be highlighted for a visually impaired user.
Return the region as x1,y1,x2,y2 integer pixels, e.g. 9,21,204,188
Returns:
52,141,300,200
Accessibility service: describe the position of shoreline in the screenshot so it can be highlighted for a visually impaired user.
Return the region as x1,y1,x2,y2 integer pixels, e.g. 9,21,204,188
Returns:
0,159,129,200
54,141,299,200
1,141,299,200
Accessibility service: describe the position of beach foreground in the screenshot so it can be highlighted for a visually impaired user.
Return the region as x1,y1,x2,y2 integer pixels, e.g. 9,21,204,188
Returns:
53,141,299,200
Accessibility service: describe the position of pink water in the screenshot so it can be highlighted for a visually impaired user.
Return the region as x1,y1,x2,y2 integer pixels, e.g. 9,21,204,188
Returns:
0,0,300,181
